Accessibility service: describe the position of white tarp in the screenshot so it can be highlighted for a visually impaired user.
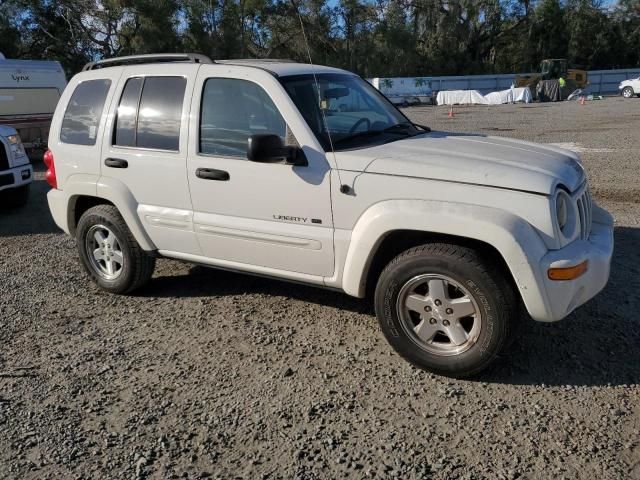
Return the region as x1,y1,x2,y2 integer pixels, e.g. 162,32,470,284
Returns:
437,89,487,105
437,87,532,106
512,87,532,103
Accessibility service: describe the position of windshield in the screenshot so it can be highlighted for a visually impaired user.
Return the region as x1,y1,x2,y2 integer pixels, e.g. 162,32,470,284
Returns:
280,73,421,151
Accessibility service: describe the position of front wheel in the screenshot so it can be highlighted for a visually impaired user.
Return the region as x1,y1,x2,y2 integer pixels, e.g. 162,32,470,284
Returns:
622,87,634,98
76,204,155,294
374,243,517,378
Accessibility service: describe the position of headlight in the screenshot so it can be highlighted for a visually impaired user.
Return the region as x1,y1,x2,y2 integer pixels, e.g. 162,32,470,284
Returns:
5,134,26,157
554,189,577,239
556,192,568,229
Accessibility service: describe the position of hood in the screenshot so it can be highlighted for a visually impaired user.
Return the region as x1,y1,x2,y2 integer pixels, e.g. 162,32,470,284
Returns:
334,132,586,195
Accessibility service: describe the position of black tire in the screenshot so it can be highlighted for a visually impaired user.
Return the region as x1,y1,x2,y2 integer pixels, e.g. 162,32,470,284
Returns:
76,204,155,294
3,184,30,208
622,87,634,99
374,243,517,378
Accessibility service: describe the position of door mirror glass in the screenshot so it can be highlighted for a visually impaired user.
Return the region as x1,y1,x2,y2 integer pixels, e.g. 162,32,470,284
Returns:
247,134,307,166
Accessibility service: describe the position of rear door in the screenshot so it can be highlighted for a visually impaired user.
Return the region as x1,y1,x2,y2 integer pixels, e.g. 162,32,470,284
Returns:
99,64,201,255
186,66,335,278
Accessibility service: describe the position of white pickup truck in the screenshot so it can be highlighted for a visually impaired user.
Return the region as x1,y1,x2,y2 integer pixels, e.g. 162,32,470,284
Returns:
0,125,32,206
45,54,614,377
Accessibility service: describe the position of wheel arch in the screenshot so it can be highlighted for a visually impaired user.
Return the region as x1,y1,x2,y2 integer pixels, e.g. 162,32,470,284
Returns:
63,176,156,251
340,199,553,321
68,195,115,235
362,230,515,299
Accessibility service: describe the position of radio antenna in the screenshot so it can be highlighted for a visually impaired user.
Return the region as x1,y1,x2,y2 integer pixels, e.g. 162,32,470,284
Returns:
290,0,350,194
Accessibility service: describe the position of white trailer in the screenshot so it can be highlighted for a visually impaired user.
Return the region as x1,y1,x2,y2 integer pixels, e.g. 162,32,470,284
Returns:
0,55,67,156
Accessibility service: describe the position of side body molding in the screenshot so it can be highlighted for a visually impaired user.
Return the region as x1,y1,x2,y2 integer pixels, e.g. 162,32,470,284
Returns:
96,176,156,251
340,199,552,321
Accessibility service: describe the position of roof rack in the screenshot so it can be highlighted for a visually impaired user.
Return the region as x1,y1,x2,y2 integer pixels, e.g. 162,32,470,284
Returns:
82,53,213,71
216,58,297,64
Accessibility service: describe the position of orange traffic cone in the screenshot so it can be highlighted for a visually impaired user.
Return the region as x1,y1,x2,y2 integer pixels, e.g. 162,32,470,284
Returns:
448,106,455,118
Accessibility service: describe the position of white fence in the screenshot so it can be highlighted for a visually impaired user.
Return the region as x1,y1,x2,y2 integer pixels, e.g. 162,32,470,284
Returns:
372,68,640,97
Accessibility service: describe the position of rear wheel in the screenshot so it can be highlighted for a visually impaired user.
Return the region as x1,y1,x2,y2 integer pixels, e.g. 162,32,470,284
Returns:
622,87,634,98
375,243,517,378
77,205,155,294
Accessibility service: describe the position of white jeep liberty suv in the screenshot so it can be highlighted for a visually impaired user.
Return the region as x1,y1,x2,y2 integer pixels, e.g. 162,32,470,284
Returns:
46,54,614,377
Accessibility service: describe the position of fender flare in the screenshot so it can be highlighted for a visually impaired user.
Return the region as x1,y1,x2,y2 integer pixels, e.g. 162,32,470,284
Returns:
94,176,156,251
341,199,552,321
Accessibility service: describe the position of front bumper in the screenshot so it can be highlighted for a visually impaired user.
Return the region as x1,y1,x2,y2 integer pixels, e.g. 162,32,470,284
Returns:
539,204,614,321
0,163,33,192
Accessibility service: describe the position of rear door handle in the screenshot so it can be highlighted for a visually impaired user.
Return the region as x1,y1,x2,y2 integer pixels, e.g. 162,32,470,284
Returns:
196,168,230,181
104,158,128,169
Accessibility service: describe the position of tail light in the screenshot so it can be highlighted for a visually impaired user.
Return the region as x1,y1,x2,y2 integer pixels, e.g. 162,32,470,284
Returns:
43,149,57,189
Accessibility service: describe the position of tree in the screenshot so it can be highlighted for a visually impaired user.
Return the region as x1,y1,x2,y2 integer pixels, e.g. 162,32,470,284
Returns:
1,0,638,77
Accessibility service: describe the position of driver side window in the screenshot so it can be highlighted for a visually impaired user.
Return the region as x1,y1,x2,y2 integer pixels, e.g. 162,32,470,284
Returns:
199,78,292,158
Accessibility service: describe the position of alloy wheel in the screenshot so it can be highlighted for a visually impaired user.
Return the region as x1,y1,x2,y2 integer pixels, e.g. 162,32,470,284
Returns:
85,224,125,280
396,274,482,356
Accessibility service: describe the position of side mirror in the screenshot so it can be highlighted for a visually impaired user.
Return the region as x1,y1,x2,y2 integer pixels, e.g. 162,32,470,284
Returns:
247,134,307,167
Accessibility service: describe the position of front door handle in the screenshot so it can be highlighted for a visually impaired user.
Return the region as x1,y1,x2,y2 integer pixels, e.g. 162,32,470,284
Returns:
196,168,230,181
104,158,128,169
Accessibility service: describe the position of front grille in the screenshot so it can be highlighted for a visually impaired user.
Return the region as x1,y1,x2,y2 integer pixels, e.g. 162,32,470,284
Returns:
576,187,593,240
0,143,9,171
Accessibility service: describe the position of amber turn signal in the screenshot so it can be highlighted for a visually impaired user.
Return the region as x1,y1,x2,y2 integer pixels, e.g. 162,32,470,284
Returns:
548,260,589,281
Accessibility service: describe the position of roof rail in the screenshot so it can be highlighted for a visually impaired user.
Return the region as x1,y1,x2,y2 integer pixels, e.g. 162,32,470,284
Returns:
82,53,213,71
217,58,297,64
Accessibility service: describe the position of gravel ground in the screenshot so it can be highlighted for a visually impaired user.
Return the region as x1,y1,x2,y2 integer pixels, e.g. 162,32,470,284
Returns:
1,97,639,480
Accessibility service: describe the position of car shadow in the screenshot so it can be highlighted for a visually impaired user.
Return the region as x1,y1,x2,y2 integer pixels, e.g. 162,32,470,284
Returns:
137,265,372,316
0,163,60,236
138,226,638,387
481,225,640,387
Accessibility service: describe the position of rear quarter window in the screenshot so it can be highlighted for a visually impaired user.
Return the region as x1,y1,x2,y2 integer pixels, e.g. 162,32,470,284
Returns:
60,79,111,146
113,76,186,152
137,77,186,151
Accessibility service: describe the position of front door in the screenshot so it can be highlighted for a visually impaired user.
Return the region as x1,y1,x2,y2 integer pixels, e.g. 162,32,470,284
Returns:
186,67,334,278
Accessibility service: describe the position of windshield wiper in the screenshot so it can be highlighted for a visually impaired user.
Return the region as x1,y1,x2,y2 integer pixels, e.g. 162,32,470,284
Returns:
333,129,386,146
387,122,432,133
333,122,418,146
413,123,431,133
382,122,414,133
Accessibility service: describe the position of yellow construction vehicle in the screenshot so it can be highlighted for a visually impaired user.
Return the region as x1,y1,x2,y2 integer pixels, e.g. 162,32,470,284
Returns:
515,59,588,98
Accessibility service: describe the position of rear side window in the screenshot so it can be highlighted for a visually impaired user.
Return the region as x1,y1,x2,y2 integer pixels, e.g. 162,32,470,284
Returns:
114,76,186,151
60,79,111,145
